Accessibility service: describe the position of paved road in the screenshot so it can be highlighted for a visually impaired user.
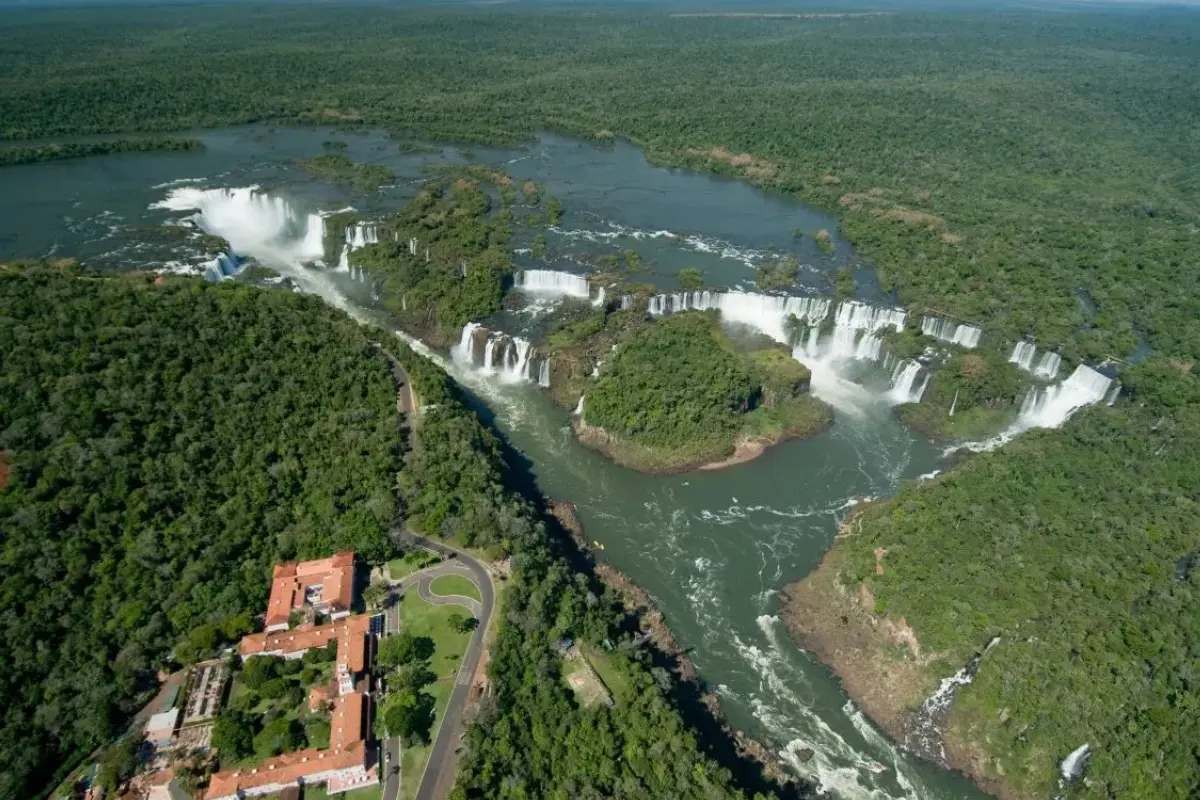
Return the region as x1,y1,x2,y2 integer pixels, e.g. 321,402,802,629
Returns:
382,532,495,800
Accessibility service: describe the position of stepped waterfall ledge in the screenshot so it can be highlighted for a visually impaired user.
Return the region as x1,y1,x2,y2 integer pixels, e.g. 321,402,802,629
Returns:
1009,341,1062,380
515,268,591,299
922,315,982,348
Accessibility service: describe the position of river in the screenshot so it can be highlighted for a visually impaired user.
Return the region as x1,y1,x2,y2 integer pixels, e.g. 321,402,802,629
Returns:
0,126,986,800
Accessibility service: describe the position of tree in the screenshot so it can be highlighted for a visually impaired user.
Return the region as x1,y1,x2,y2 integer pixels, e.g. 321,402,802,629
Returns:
254,717,305,758
382,689,435,745
97,736,142,791
379,631,436,670
362,580,390,610
392,664,437,693
677,267,704,291
212,710,256,761
240,656,282,690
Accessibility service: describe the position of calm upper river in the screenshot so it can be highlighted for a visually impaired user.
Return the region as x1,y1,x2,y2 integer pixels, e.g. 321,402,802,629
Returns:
0,127,984,800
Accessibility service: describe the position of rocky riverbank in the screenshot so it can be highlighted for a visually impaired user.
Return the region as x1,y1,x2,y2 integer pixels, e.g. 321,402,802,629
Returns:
572,395,832,475
780,515,1015,800
548,500,805,792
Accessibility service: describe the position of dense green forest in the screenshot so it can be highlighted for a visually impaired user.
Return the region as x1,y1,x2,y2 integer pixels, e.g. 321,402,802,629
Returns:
835,360,1200,798
300,153,393,192
0,137,202,166
0,266,403,799
1,6,1198,363
348,178,515,345
388,342,777,800
583,312,829,471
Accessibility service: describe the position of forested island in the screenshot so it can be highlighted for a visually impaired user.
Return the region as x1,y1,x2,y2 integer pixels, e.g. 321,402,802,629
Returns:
574,312,832,473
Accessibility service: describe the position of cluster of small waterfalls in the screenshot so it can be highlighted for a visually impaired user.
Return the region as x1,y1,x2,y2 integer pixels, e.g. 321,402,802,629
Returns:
1008,340,1062,380
515,268,606,307
153,185,1118,444
452,322,551,386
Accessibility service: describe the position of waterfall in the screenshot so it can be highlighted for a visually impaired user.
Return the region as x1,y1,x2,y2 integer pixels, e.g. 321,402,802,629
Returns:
1035,351,1062,380
538,358,551,388
906,637,1000,764
887,360,929,404
1017,364,1112,429
922,315,982,348
948,389,959,417
592,286,607,308
450,323,536,383
1009,341,1037,372
515,269,591,299
574,395,585,418
408,237,418,256
152,185,326,267
620,295,633,311
1060,744,1090,782
834,300,906,333
645,290,833,343
1010,341,1062,380
1105,384,1121,406
203,252,241,282
451,322,484,365
336,245,350,273
345,222,378,249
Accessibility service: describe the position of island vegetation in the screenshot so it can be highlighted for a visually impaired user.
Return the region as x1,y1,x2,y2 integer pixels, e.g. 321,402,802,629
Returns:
0,264,402,799
0,137,203,166
300,153,393,192
581,312,832,473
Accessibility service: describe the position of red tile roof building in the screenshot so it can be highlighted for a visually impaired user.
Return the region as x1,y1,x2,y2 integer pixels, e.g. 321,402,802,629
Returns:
265,553,356,632
206,553,377,800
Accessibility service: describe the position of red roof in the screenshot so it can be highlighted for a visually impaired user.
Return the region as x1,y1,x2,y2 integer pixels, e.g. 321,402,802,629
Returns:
265,552,355,628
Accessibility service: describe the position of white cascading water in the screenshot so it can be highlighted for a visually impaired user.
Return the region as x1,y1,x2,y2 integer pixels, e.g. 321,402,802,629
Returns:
152,186,325,267
620,295,633,311
834,300,906,333
646,290,832,343
951,364,1114,455
573,394,585,418
592,286,607,308
887,360,930,404
906,637,1000,764
1009,341,1037,372
345,222,378,250
452,322,484,365
922,316,982,348
1017,364,1112,429
515,269,591,299
948,389,959,417
1035,351,1062,380
1060,744,1090,783
1009,341,1062,380
538,359,551,388
203,252,241,282
451,323,537,383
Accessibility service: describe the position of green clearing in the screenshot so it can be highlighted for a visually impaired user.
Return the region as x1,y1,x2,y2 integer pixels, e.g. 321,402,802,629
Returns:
387,550,440,581
579,643,631,702
428,574,481,603
381,590,470,800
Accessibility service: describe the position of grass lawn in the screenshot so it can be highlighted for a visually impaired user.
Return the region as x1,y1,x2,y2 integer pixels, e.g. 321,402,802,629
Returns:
428,573,481,603
395,589,470,680
385,591,471,799
387,550,441,581
580,643,632,702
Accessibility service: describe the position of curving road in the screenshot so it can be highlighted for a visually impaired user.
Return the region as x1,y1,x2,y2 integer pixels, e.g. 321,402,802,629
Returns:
381,531,495,800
